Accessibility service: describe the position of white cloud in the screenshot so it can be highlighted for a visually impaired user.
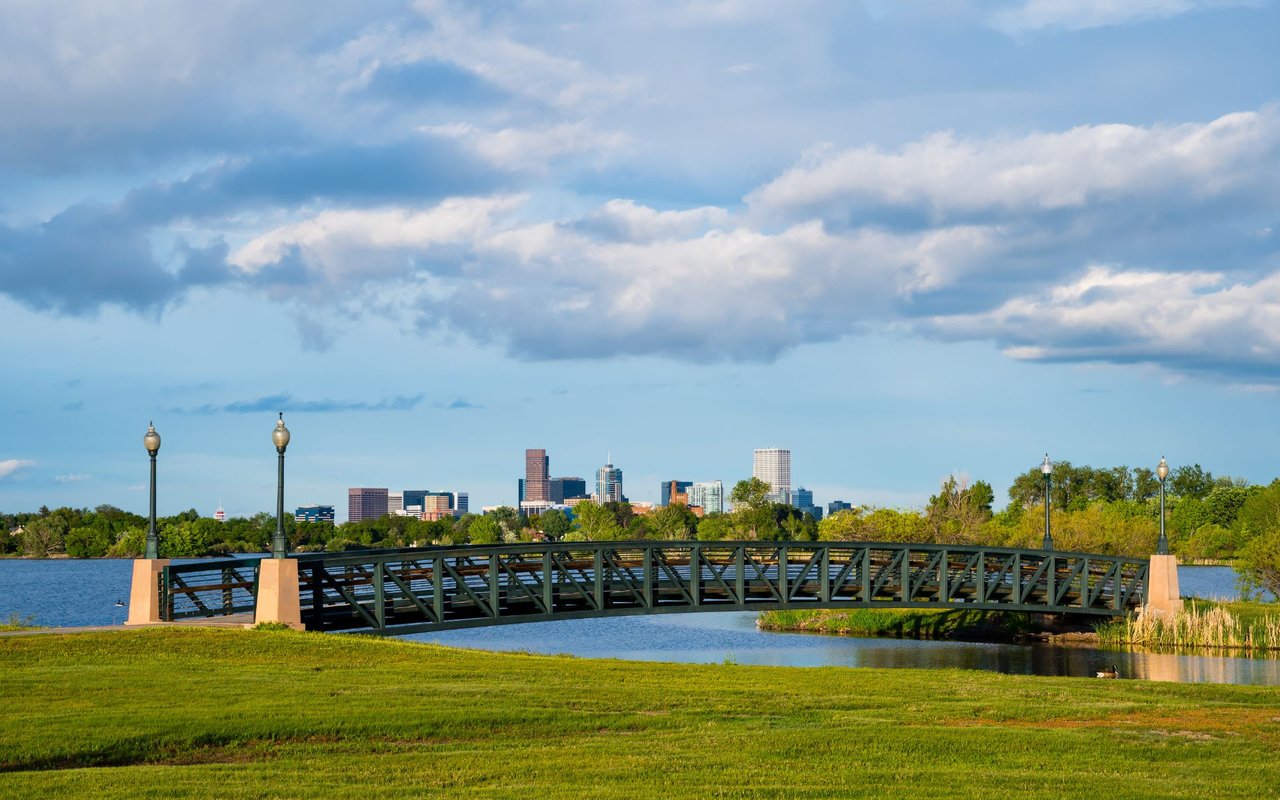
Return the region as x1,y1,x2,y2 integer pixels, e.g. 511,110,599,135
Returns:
991,0,1259,34
929,266,1280,375
0,459,35,480
229,195,524,278
748,108,1280,222
420,122,629,171
53,473,90,483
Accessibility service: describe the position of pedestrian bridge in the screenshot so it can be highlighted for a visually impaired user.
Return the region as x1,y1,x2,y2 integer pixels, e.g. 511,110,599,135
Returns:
157,541,1151,635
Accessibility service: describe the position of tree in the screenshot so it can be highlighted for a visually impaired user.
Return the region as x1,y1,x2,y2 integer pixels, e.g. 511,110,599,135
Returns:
695,514,735,541
1236,529,1280,600
648,503,698,540
730,478,771,509
540,509,571,540
1169,464,1215,499
22,516,68,557
728,478,777,539
468,516,502,545
64,525,112,558
572,501,624,540
926,476,993,544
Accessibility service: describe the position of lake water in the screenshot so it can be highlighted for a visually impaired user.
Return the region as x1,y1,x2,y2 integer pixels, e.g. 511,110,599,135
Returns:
2,560,1277,685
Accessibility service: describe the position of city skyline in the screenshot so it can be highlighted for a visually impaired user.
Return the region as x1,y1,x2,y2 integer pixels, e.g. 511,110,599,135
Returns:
4,3,1279,520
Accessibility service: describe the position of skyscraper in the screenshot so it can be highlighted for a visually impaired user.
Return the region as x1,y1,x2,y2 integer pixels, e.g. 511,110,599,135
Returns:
659,480,693,507
753,448,791,505
688,481,724,515
455,492,469,516
793,487,822,520
550,477,587,503
387,492,404,515
347,488,389,522
525,448,550,503
596,461,624,503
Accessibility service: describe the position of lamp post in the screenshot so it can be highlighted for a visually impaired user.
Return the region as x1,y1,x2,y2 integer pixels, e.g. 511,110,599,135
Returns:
1156,456,1170,555
1041,453,1054,551
143,422,161,559
272,413,290,558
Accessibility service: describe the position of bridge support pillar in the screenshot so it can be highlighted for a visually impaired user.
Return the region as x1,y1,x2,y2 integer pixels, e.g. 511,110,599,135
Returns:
254,558,303,630
1141,554,1183,620
125,558,170,625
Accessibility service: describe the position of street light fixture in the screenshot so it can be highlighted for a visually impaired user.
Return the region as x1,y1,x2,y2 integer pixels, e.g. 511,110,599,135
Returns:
143,422,161,559
272,413,291,558
1156,456,1170,555
1041,453,1054,551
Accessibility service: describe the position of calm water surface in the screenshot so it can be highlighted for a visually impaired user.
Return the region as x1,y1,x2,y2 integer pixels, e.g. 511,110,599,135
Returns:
2,560,1276,685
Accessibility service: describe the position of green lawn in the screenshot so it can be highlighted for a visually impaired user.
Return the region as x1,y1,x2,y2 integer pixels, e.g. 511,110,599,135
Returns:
1,628,1279,799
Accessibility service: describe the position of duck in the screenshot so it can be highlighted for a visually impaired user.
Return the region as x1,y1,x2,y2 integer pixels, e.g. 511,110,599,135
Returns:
1096,664,1119,679
113,600,126,607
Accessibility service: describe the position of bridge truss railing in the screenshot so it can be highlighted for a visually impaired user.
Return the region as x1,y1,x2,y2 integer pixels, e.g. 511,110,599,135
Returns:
159,558,261,621
288,541,1150,634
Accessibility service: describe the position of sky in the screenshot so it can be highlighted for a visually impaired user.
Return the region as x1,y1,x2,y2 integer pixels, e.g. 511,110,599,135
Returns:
2,0,1279,521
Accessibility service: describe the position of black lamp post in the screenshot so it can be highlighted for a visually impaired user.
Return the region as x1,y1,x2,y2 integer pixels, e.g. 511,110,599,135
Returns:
1041,453,1054,551
272,413,291,558
1156,456,1170,555
143,422,161,559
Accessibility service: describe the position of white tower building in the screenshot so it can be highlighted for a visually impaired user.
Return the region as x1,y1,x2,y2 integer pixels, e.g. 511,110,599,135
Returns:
753,448,791,505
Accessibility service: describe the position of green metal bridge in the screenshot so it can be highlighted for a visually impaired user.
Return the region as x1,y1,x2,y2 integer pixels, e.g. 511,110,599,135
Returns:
158,541,1150,634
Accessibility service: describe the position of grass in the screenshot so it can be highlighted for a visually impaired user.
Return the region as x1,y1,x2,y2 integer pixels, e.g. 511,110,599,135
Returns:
0,613,40,632
1097,600,1280,652
758,607,1036,640
2,629,1279,798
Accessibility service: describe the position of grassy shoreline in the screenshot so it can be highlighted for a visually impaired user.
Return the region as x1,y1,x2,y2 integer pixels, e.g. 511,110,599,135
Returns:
757,607,1042,641
3,628,1280,798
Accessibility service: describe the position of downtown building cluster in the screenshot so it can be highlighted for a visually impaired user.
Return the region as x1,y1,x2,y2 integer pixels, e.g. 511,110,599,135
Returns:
290,446,852,525
510,446,838,521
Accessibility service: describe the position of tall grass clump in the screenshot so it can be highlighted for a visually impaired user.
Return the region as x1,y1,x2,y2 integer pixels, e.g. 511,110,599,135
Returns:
1097,600,1280,652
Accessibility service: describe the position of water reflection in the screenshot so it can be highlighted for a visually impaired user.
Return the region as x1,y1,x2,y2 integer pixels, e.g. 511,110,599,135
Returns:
411,610,1280,686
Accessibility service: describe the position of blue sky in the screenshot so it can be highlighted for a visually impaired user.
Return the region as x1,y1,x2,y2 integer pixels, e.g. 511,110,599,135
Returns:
3,0,1279,520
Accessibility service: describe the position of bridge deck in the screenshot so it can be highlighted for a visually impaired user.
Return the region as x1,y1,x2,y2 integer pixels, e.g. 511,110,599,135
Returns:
160,541,1149,634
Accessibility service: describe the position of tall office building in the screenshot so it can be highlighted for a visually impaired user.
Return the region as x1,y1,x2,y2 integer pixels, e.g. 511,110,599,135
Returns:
828,500,853,516
550,477,587,503
596,461,624,503
387,492,404,515
455,492,469,516
525,448,550,503
348,488,389,522
753,448,791,505
688,481,724,515
403,489,430,511
660,480,693,506
793,487,822,520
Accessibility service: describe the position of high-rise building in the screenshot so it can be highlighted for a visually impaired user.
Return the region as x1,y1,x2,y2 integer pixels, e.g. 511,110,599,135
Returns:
550,477,588,503
517,478,525,504
403,489,430,510
455,492,469,516
525,448,550,503
828,500,853,516
295,505,335,523
753,448,792,504
688,480,724,515
793,487,822,520
388,492,404,515
596,461,624,503
348,488,389,522
659,480,693,507
419,494,452,520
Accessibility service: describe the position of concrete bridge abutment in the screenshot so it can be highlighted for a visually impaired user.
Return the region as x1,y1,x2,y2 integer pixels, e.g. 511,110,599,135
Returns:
1140,554,1183,620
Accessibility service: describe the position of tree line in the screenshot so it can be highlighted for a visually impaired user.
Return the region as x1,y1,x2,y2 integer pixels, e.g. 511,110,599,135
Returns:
5,462,1279,598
